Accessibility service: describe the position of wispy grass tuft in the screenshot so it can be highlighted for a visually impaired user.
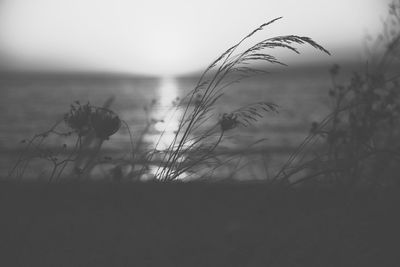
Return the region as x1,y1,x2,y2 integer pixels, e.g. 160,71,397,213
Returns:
153,17,330,181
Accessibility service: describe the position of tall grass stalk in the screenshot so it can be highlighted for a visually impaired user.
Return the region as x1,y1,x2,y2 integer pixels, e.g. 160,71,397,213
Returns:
153,17,330,181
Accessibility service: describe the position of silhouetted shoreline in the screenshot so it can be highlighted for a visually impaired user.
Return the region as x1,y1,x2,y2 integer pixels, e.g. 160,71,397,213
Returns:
1,180,399,266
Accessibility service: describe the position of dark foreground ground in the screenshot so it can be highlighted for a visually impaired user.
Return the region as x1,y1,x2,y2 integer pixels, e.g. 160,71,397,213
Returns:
0,181,399,267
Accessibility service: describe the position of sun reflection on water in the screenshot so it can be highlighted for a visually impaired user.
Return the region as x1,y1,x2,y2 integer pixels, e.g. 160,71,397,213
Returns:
144,77,190,180
149,77,182,151
142,77,196,181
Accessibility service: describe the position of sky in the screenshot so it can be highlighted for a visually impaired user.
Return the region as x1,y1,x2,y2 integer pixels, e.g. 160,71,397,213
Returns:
0,0,392,75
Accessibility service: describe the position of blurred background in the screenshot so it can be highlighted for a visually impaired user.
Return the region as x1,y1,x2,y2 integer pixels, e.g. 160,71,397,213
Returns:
0,0,391,75
0,0,394,179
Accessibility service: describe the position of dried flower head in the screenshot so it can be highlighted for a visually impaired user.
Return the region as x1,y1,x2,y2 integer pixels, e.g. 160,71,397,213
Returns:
219,113,238,131
64,102,92,136
91,108,121,140
64,102,121,140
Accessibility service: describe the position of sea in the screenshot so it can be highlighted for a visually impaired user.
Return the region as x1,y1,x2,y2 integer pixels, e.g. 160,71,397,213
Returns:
0,65,341,180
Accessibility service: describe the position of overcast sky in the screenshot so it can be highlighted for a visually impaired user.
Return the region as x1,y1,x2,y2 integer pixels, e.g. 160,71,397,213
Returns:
0,0,392,75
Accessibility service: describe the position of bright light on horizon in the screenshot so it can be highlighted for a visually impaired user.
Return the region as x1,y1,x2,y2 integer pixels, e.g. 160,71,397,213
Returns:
0,0,392,75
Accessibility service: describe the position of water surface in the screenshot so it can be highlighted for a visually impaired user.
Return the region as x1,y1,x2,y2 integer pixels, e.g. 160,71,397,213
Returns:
0,68,334,179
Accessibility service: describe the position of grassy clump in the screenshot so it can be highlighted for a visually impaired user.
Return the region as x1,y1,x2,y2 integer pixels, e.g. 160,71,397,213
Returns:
274,0,400,189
